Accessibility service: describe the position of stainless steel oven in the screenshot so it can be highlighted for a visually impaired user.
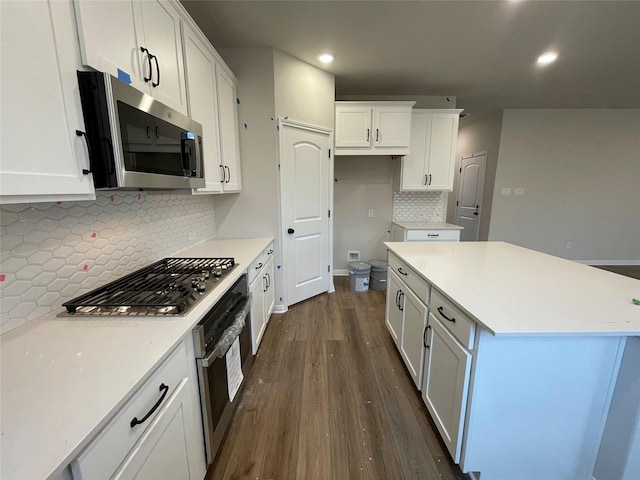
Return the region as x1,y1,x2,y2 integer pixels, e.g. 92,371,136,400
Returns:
192,274,253,467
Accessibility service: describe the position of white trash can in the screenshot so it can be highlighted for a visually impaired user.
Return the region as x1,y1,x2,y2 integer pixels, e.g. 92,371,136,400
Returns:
348,261,371,293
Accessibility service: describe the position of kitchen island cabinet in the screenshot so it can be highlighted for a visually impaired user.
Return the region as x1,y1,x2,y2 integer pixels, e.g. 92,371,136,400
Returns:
391,221,463,242
384,241,640,480
0,237,272,480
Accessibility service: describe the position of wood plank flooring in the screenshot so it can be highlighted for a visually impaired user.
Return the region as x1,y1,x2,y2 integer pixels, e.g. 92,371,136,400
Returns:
207,278,466,480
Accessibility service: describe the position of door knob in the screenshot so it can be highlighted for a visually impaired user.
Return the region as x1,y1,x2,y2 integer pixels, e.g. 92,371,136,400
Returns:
287,228,294,234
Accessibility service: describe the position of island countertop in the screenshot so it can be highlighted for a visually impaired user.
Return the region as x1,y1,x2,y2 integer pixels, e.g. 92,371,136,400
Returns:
384,241,640,336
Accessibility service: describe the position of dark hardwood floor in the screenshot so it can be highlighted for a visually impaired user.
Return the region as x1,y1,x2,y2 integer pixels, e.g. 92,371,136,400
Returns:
207,278,466,480
594,265,640,280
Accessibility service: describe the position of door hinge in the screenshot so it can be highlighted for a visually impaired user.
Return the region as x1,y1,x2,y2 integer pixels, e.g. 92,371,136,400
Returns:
328,265,330,272
328,209,331,218
278,163,281,170
328,148,331,158
459,167,462,173
456,200,459,206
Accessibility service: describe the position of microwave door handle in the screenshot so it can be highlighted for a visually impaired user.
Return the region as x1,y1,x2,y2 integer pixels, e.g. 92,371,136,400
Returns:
180,135,195,177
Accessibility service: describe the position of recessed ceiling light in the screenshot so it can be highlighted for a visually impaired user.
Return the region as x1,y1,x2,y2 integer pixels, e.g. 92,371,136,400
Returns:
317,53,334,64
537,51,558,65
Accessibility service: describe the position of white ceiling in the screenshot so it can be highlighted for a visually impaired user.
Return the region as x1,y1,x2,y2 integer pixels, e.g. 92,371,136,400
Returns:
181,0,640,124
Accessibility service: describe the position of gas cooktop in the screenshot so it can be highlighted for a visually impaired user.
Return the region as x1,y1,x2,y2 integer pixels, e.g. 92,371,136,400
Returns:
62,257,235,316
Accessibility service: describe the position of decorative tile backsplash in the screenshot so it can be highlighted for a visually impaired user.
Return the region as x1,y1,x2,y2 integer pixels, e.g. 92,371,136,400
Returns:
0,192,216,334
393,191,446,221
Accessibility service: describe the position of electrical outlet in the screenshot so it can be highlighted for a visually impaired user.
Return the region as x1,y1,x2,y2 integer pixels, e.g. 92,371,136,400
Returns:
368,209,374,218
347,250,360,262
514,188,525,196
500,188,512,196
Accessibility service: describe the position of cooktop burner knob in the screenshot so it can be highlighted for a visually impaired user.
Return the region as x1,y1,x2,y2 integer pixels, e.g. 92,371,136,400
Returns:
195,282,206,293
191,277,200,288
201,270,210,279
213,267,222,277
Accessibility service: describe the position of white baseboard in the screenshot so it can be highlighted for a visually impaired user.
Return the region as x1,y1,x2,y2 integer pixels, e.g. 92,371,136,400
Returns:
272,304,287,314
575,260,640,266
333,269,349,276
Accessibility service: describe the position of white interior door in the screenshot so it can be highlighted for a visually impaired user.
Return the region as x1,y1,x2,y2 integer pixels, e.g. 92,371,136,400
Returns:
280,121,331,307
455,152,486,241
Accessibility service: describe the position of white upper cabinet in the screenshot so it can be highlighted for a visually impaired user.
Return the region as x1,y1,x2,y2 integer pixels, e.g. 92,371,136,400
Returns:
0,0,95,204
182,23,223,193
74,0,187,115
396,109,462,191
216,67,242,192
335,102,415,155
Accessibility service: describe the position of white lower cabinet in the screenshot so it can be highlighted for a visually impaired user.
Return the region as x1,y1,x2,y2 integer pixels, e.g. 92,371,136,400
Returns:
0,0,95,204
384,258,429,389
111,378,197,480
71,340,205,480
421,314,472,463
249,244,275,354
385,269,404,349
400,286,428,389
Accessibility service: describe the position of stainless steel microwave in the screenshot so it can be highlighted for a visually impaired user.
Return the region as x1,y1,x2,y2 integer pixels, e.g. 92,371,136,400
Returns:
77,71,204,190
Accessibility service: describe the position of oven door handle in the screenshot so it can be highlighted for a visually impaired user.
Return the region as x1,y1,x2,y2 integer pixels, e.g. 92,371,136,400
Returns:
202,294,253,367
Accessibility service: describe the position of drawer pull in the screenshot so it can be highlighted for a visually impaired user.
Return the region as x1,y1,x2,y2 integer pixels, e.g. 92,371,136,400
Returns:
437,306,455,323
267,249,273,255
397,267,408,276
427,233,439,238
255,262,263,270
130,383,169,428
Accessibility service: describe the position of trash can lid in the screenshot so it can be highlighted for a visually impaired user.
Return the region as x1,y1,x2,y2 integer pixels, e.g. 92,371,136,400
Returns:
348,261,371,272
368,259,388,270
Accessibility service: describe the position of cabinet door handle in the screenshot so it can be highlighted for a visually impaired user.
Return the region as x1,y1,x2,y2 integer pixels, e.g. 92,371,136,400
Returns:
424,174,428,186
395,290,400,308
140,47,152,83
428,174,432,186
220,165,225,183
263,275,268,293
397,267,408,276
75,130,92,174
398,292,404,311
150,54,160,88
437,306,456,323
130,383,169,428
266,272,271,288
423,325,431,348
366,128,370,142
376,128,380,142
224,165,230,183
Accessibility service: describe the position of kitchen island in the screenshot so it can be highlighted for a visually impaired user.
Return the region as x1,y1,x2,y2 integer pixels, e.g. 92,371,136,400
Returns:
0,237,272,480
384,241,640,480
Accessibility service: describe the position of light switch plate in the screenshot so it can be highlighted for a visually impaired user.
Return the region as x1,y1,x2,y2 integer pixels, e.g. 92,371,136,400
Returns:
514,188,525,196
500,188,512,196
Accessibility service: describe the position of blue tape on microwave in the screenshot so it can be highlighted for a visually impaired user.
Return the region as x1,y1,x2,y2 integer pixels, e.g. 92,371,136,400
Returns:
186,132,195,139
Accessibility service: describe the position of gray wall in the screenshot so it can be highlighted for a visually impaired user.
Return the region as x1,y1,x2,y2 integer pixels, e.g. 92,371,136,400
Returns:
488,109,640,262
447,111,503,240
213,48,334,308
333,156,395,271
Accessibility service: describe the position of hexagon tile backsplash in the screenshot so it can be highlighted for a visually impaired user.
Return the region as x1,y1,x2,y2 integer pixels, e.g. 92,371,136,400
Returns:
0,192,216,334
393,191,446,222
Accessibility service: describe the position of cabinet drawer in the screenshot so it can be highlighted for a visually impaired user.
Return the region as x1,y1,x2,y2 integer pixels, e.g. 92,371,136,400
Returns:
248,242,274,284
71,342,188,480
405,229,460,241
429,289,475,349
388,253,430,305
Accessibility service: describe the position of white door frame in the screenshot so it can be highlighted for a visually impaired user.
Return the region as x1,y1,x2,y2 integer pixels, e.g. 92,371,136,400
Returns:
277,118,334,311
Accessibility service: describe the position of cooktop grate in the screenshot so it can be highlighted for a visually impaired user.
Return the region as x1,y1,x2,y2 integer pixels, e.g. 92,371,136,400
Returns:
62,257,235,316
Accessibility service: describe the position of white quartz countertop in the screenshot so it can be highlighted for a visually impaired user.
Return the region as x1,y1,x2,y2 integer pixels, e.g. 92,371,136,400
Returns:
0,237,272,480
385,241,640,336
392,221,463,230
